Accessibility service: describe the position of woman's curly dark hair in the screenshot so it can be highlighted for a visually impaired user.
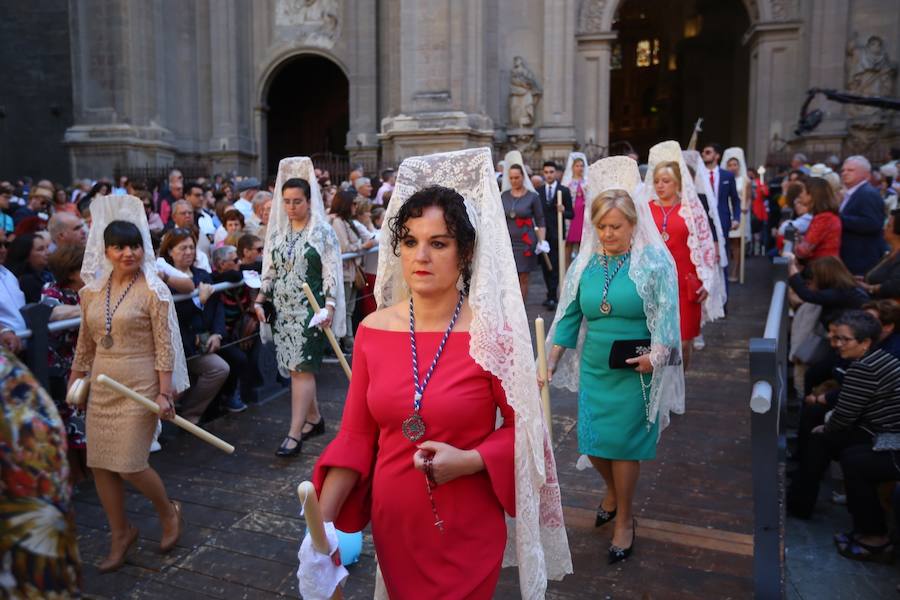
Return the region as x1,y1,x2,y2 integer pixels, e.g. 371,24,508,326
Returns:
389,185,476,292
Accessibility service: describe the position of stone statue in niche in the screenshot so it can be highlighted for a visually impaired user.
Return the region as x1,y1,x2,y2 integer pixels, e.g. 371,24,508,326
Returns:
844,33,898,154
276,0,340,48
508,56,543,129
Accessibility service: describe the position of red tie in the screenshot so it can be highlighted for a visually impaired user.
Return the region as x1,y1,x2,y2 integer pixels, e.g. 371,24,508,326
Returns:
709,170,715,194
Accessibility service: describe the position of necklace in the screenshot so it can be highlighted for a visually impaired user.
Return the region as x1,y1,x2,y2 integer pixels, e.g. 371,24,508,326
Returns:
656,200,679,242
402,293,464,442
102,272,141,348
505,191,526,220
599,251,629,315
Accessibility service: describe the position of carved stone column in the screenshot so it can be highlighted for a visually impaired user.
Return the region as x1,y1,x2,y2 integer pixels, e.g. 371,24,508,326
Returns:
575,31,615,158
64,0,176,178
346,0,379,164
537,0,577,160
745,20,802,166
379,0,494,164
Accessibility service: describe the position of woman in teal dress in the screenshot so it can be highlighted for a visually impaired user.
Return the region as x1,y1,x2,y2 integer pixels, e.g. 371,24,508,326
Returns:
545,156,683,565
255,158,346,458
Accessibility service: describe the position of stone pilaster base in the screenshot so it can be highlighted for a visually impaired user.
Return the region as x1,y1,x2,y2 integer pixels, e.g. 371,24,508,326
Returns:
380,112,494,165
64,124,177,179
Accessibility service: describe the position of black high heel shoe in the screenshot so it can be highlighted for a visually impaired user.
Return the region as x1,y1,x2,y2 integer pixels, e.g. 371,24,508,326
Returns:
275,435,302,457
300,417,326,441
608,519,636,565
595,504,617,527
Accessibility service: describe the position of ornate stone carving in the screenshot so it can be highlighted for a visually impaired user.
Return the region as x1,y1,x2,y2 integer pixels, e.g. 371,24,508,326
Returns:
275,0,340,48
508,56,542,129
844,33,898,154
576,0,607,35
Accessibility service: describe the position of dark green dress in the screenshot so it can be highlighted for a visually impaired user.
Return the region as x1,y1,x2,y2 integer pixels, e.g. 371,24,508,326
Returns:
266,230,327,375
553,254,659,460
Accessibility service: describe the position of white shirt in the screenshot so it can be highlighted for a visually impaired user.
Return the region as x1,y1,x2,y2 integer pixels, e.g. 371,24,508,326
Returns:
545,181,557,202
374,183,393,206
840,180,866,213
707,168,720,198
0,266,26,332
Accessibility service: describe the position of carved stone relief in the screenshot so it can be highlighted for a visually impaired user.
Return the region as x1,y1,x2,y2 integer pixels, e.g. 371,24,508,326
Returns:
275,0,340,48
576,0,607,35
845,33,898,154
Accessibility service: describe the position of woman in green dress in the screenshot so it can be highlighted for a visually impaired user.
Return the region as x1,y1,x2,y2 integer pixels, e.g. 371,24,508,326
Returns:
545,156,683,564
255,157,346,457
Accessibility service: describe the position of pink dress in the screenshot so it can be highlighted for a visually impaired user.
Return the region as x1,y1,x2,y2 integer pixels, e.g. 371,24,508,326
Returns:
566,180,586,244
313,324,515,600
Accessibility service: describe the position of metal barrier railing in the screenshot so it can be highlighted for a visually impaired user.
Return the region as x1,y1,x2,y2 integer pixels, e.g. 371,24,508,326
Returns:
748,257,790,599
14,247,378,340
12,246,378,389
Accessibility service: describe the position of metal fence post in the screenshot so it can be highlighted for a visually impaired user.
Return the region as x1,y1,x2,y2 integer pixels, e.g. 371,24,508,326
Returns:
20,303,52,390
749,258,789,600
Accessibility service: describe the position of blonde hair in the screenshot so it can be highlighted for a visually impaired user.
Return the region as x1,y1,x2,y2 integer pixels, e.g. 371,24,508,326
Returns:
652,161,683,192
590,190,638,227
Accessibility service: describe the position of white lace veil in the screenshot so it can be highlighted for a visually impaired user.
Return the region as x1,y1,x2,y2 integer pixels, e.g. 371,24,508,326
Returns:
645,141,726,324
263,157,346,338
561,152,588,187
722,147,750,240
501,150,537,192
375,147,572,598
545,156,685,433
683,149,728,268
722,147,749,206
81,195,189,392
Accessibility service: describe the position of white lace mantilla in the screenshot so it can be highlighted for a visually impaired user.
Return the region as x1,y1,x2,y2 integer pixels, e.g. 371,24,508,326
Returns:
81,195,189,392
263,157,346,338
646,141,726,325
375,147,572,598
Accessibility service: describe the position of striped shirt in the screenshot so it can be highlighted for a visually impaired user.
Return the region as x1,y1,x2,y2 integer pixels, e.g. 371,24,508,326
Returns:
826,348,900,433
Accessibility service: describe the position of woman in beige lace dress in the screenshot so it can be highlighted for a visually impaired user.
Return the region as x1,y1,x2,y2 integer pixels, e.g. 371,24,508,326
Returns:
69,216,184,573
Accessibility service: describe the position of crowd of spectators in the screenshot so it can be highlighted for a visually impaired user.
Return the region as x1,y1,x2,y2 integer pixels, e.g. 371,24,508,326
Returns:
0,164,393,471
762,148,900,564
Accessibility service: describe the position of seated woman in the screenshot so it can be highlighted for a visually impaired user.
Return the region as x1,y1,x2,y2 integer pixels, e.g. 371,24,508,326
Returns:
787,311,900,563
788,255,869,328
158,229,229,424
41,244,88,481
862,208,900,300
7,232,52,303
794,177,841,262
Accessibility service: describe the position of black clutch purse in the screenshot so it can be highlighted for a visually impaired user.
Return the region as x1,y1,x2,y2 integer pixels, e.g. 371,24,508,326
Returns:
608,338,652,369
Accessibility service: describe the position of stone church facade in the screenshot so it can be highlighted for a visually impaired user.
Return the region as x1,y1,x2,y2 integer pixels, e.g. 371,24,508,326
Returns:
3,0,898,181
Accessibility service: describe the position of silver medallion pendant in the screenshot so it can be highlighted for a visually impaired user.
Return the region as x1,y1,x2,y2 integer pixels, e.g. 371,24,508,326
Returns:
100,334,114,349
600,301,612,315
402,412,426,442
508,211,517,219
661,230,670,242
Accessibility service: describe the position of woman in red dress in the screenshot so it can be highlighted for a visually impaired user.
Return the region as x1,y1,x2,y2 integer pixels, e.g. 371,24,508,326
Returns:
303,148,571,600
646,148,724,370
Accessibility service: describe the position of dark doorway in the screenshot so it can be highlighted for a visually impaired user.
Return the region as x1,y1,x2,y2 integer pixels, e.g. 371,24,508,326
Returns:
609,0,750,160
265,55,349,177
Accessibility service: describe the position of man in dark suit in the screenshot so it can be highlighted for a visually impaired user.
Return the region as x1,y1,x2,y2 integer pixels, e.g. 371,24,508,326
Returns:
537,161,574,309
701,143,742,235
839,155,887,275
702,143,742,282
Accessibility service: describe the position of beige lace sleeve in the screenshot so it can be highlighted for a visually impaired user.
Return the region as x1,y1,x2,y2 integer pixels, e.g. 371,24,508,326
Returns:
149,293,175,372
71,292,97,372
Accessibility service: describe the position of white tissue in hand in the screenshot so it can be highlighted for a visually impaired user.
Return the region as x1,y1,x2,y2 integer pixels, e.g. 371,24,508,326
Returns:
535,240,551,255
308,308,329,330
575,454,592,471
297,522,348,600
